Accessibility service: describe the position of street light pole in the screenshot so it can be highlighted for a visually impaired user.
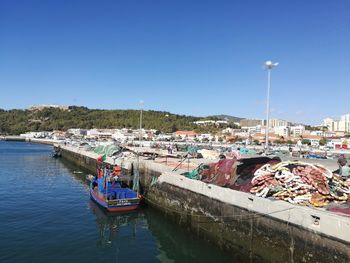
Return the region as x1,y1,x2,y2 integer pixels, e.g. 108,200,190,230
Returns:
139,100,144,147
264,60,278,154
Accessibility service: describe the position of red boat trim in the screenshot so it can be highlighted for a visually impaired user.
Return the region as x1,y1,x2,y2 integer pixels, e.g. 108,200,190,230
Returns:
107,205,138,212
91,189,107,204
90,189,139,212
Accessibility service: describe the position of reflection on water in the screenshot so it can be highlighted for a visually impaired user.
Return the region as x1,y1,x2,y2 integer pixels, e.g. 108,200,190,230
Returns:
88,200,234,263
89,200,138,247
146,208,234,263
0,141,235,263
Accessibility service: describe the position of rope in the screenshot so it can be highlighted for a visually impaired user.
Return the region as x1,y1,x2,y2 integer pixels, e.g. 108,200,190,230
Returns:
150,176,158,187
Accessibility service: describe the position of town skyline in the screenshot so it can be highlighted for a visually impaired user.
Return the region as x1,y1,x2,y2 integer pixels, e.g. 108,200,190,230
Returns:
1,103,350,128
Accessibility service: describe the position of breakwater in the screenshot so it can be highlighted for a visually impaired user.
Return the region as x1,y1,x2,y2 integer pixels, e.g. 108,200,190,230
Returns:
0,136,56,145
0,135,26,141
56,144,350,263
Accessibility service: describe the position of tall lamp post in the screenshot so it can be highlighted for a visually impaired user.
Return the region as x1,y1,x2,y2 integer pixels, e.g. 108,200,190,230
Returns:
139,100,144,147
264,60,278,154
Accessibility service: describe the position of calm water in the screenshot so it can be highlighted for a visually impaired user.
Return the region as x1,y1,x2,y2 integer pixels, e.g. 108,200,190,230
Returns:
0,141,234,263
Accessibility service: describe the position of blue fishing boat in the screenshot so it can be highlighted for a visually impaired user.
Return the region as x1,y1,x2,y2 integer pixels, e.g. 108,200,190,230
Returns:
90,163,140,212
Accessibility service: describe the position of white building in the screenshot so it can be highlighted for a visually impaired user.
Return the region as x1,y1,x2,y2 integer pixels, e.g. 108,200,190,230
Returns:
156,134,173,141
246,125,262,135
273,126,290,137
20,131,52,139
310,130,336,137
86,129,113,139
112,131,128,142
28,104,69,111
194,120,228,126
269,119,291,128
302,135,322,147
290,125,305,137
326,138,349,149
67,128,87,136
246,119,290,136
198,133,213,141
310,130,323,137
322,114,350,133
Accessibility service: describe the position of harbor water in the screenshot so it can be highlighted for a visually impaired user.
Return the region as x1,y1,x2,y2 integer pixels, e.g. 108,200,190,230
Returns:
0,141,234,263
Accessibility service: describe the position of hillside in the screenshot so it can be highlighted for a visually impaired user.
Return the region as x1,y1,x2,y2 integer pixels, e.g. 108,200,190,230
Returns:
0,106,240,135
207,114,244,123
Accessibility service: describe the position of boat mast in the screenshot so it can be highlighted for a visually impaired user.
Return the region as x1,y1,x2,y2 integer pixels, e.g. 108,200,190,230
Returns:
105,166,108,203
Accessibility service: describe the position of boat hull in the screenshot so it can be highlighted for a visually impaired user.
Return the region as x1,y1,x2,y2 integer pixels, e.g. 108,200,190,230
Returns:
90,189,139,213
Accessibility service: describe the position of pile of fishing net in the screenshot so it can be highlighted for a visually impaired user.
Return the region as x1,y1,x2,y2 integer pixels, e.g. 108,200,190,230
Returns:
182,159,242,187
200,159,238,187
230,157,281,192
184,157,280,190
250,161,350,207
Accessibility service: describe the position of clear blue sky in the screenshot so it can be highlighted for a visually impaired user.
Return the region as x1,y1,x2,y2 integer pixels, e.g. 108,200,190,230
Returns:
1,0,349,124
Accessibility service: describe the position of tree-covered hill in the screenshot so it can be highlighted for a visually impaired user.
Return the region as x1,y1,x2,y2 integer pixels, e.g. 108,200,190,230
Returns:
0,106,239,135
207,114,243,123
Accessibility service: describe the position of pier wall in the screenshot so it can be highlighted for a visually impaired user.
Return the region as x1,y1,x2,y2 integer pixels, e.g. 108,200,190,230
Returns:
57,145,350,263
57,145,133,175
144,172,350,263
0,136,56,145
59,145,97,173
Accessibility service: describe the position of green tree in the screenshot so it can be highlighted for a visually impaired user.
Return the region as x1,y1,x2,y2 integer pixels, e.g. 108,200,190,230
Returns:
319,138,327,146
0,107,243,135
301,139,311,145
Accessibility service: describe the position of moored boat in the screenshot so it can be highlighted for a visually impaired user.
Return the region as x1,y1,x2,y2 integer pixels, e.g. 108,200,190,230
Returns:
89,161,140,212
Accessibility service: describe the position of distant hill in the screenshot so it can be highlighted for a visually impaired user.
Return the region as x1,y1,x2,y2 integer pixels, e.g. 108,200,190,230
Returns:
0,106,242,135
205,115,244,123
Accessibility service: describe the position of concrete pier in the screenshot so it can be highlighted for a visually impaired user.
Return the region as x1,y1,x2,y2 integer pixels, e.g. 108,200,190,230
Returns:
0,136,56,145
0,135,26,141
56,144,350,263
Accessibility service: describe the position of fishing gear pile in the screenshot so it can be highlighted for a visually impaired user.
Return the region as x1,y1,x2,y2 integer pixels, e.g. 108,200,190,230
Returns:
250,161,350,207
